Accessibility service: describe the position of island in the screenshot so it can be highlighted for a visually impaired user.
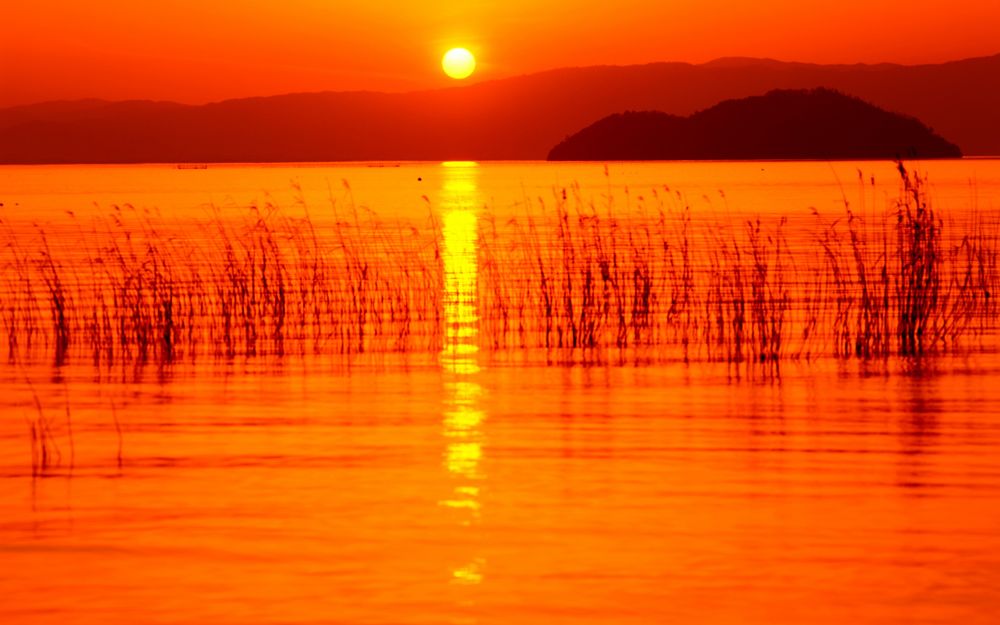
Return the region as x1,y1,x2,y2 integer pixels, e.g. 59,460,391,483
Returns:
547,88,962,161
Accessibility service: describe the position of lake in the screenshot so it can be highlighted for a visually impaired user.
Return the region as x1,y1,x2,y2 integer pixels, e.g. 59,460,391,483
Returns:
2,160,1000,624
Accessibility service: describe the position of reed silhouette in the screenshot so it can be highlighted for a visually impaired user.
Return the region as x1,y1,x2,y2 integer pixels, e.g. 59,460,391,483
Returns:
479,165,995,365
0,165,994,368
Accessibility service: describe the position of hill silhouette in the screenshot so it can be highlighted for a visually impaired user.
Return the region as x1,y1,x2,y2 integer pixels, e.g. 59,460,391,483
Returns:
547,89,961,161
1,54,998,163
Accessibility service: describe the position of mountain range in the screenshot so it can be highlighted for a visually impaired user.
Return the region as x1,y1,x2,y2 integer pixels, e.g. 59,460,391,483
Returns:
1,54,998,163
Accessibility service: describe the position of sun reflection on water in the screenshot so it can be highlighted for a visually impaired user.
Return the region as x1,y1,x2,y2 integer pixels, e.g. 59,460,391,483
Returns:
438,162,486,591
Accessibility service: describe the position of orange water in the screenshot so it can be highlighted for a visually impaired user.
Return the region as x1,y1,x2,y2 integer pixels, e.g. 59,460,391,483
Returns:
1,161,1000,624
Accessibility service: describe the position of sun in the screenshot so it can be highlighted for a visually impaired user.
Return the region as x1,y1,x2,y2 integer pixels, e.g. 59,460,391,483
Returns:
442,48,476,80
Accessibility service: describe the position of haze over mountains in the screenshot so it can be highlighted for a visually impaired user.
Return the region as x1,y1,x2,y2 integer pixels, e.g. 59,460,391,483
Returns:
1,54,998,163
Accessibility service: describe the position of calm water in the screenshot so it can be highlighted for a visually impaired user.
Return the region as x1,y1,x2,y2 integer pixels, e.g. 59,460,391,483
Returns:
2,161,1000,624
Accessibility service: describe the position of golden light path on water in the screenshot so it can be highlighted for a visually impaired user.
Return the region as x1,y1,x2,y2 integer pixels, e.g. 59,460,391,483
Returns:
438,161,486,590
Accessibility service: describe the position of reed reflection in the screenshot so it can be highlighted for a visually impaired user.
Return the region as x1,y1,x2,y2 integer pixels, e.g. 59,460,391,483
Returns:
438,162,486,588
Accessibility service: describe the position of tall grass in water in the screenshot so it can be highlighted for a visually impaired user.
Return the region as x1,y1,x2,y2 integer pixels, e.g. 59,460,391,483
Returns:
0,195,444,365
810,163,997,359
478,165,997,363
0,165,995,367
478,194,795,366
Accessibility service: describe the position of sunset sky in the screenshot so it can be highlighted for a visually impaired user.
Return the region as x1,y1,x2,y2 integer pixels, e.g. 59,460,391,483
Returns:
2,1,999,107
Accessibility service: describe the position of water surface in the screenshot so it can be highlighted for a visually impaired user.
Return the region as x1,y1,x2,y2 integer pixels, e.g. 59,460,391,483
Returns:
2,160,999,624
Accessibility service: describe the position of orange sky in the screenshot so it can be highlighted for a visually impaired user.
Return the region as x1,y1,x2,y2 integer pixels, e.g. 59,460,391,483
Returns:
2,1,998,107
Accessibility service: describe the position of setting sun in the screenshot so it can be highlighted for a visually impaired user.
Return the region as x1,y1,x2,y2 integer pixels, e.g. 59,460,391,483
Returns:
442,48,476,80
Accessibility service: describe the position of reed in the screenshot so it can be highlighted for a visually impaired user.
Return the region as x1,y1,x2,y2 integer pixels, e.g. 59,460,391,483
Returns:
23,372,59,476
1,194,448,364
0,165,995,367
478,165,997,364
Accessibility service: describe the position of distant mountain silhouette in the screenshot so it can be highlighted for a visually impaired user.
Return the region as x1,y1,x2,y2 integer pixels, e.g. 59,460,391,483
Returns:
548,89,961,160
1,54,998,163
